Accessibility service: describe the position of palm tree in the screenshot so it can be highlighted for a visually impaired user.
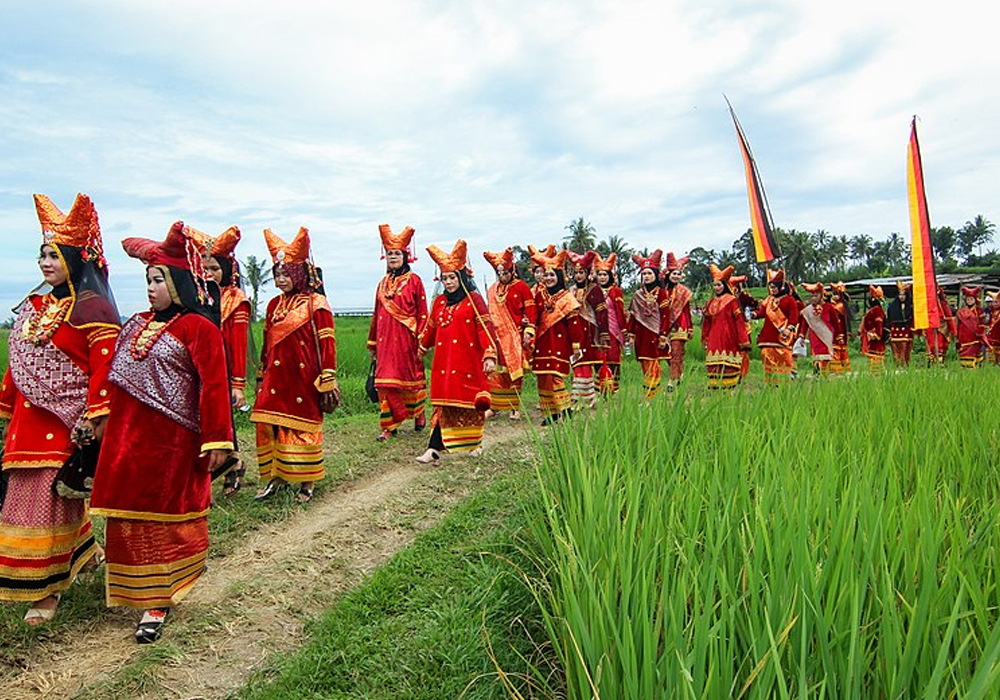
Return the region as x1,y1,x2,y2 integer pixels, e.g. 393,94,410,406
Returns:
958,215,996,260
885,232,908,272
563,217,597,253
242,254,272,321
849,234,874,267
597,234,635,288
930,226,956,265
780,229,811,283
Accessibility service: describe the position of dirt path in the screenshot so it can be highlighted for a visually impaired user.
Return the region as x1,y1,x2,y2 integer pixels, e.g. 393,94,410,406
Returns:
2,419,534,700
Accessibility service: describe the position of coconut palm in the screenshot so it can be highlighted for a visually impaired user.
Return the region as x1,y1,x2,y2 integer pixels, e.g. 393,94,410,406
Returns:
563,217,597,254
242,254,272,321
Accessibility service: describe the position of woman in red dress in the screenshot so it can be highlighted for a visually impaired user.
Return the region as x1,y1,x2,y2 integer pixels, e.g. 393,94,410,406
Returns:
567,251,608,410
828,282,853,374
956,285,986,368
201,226,251,495
663,252,693,391
594,253,626,395
416,240,498,463
627,250,670,398
483,248,535,419
701,264,751,389
89,222,233,643
799,282,838,375
525,247,582,424
987,291,1000,364
251,228,338,503
859,285,888,375
0,194,119,625
751,268,798,384
368,224,428,441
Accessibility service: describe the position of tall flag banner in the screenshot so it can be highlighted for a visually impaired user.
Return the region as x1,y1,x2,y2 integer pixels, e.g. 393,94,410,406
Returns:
726,97,781,263
907,117,940,330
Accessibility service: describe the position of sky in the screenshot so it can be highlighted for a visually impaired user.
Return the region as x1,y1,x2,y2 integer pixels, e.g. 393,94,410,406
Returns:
0,0,995,315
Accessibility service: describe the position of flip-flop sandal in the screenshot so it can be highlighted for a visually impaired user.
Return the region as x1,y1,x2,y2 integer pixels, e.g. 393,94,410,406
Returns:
24,594,61,626
135,608,169,644
253,478,284,501
223,466,244,496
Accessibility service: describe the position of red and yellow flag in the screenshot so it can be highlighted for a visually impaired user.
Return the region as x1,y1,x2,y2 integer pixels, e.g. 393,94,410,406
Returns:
907,117,939,330
727,98,781,263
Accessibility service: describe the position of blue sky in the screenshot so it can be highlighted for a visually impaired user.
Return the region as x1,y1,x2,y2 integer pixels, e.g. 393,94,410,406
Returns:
1,0,995,314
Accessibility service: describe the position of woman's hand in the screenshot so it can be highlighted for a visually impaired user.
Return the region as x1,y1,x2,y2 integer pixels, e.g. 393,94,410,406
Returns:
232,387,247,410
201,449,230,472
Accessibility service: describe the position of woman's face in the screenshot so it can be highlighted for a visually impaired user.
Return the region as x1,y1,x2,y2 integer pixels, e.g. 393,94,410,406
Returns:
966,295,977,307
669,269,682,284
497,266,514,284
274,266,294,294
542,269,559,289
38,245,68,287
713,280,725,296
533,266,546,283
146,267,173,311
441,271,461,293
204,255,224,285
768,282,779,296
573,267,588,285
385,249,405,271
596,270,610,286
641,268,655,285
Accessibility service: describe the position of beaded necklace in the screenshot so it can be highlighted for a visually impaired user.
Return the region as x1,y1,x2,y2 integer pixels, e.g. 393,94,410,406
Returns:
271,294,300,322
22,295,71,346
130,314,181,360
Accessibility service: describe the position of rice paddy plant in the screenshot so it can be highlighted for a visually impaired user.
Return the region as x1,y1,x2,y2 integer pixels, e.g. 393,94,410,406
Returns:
523,369,1000,698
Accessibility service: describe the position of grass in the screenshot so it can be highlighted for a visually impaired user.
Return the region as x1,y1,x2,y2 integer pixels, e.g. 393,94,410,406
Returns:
233,450,542,700
523,367,1000,698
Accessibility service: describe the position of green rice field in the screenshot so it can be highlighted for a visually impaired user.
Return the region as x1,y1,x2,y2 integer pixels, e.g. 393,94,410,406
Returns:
523,368,1000,698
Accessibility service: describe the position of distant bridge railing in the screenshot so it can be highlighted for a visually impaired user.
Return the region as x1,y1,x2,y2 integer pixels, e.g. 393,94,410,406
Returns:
331,307,373,317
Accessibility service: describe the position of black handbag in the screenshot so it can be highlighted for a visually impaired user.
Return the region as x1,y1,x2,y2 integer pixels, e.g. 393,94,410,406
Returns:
53,441,100,499
365,360,379,403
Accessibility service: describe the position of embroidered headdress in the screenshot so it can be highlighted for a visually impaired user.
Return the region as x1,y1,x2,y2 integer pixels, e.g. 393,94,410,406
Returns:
665,252,689,272
426,239,469,274
567,250,596,271
869,285,884,300
802,281,825,295
896,279,913,293
632,249,663,271
594,252,617,273
961,285,982,299
767,268,785,285
35,193,106,269
123,221,216,314
379,223,417,262
483,248,515,273
530,246,569,273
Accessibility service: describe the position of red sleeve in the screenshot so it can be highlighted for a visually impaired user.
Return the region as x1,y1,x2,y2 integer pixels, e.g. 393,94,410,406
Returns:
185,316,235,452
588,286,609,344
701,312,713,347
781,296,799,328
470,293,500,360
657,288,671,335
367,291,380,349
419,296,441,351
734,301,751,347
0,368,14,420
412,275,430,339
229,302,250,390
568,311,584,349
84,325,120,418
518,281,536,329
257,297,277,380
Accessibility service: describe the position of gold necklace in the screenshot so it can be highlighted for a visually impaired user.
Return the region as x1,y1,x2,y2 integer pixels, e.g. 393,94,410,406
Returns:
23,295,70,345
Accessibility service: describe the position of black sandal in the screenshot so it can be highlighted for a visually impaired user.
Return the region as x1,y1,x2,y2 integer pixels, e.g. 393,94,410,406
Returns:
223,466,245,496
135,608,169,644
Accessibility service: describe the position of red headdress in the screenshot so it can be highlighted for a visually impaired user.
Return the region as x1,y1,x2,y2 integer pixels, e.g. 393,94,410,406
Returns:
122,221,214,306
567,250,596,271
802,281,825,296
527,244,558,268
483,248,515,273
426,239,470,274
730,274,747,287
961,285,982,299
665,252,689,272
594,252,617,273
632,249,663,271
767,268,785,285
869,285,884,300
379,223,417,262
